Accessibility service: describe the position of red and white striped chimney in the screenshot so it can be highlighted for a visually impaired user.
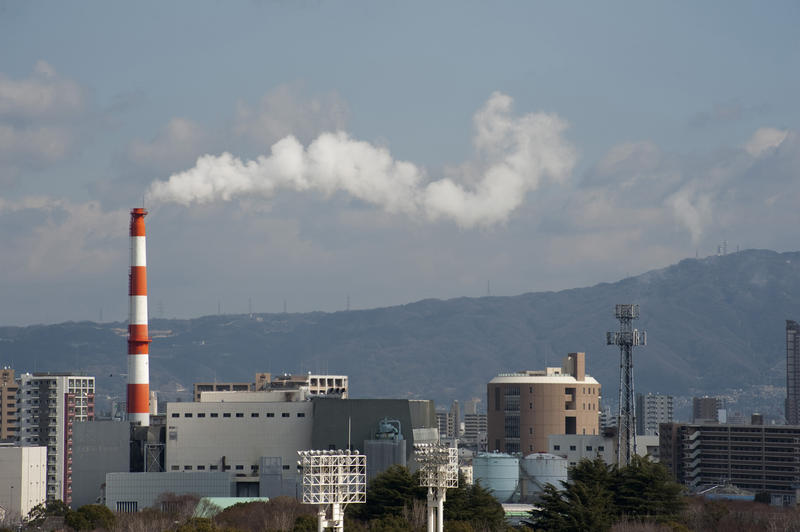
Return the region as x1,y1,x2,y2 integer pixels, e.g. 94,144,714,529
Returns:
127,208,150,427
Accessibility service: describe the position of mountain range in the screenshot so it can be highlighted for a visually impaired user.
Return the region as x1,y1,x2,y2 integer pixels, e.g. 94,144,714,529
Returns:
1,249,798,419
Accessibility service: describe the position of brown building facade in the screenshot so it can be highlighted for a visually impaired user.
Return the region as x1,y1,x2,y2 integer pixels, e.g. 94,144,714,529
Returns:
487,352,601,454
0,368,19,440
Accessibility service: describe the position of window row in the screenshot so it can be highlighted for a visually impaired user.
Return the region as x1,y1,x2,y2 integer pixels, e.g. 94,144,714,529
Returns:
171,412,306,419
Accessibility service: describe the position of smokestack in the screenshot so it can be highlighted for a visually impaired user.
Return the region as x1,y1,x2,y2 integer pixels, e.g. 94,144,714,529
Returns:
127,208,150,427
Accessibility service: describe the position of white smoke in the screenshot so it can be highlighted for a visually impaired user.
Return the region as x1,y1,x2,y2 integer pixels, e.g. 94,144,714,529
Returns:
147,92,576,228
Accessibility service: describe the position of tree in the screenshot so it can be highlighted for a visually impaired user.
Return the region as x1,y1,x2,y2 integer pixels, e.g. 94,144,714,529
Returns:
350,465,420,521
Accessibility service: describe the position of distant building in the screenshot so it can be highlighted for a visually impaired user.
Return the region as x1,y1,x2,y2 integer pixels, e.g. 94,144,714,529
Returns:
0,444,47,518
463,413,488,449
17,373,95,503
193,372,348,402
450,400,461,438
0,368,19,441
692,396,723,423
487,352,601,454
660,422,800,505
548,433,616,466
463,398,481,416
599,405,617,431
786,320,800,424
635,393,673,436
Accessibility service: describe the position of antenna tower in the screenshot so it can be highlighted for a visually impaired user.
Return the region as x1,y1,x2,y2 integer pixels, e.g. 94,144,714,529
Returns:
606,304,646,466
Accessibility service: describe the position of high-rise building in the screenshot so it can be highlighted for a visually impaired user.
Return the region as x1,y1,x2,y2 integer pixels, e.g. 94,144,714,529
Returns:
487,352,601,454
0,368,19,441
786,320,800,424
449,400,461,438
692,396,723,423
463,413,487,448
635,393,673,436
17,373,95,503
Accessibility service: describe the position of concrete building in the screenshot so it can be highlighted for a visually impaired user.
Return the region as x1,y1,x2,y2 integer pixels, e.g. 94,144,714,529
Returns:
71,421,131,508
635,393,673,436
0,444,47,519
0,368,19,441
194,373,349,402
787,320,800,424
487,353,601,454
17,373,95,504
548,433,616,466
105,472,234,512
692,396,724,423
660,422,800,505
463,413,488,448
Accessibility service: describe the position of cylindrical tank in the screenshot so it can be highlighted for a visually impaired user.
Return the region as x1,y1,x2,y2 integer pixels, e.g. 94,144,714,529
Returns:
472,453,519,503
520,453,568,501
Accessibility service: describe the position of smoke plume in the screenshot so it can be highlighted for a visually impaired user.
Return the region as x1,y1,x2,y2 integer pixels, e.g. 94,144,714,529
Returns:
147,92,576,227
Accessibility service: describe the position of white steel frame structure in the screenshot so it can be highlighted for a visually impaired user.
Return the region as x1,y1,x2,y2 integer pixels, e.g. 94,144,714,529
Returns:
298,449,366,532
414,443,458,532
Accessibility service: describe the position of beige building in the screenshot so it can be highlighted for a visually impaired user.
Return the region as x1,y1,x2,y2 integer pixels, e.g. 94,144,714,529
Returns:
194,372,348,402
487,352,601,454
0,444,47,519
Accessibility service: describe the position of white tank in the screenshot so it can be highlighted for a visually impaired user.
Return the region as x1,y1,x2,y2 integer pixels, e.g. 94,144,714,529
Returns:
520,453,568,501
472,453,519,503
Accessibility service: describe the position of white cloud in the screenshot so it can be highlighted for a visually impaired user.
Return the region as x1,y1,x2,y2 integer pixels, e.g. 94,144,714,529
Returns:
744,127,788,157
0,60,84,119
148,92,577,228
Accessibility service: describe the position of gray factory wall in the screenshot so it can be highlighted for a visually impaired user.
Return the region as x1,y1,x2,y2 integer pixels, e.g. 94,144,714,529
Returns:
72,420,130,508
311,399,434,462
105,472,233,512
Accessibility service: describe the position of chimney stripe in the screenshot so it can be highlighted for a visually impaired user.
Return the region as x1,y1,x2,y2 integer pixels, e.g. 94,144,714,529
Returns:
127,208,150,427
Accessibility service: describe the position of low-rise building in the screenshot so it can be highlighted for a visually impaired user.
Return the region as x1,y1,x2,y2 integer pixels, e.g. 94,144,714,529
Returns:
0,444,47,519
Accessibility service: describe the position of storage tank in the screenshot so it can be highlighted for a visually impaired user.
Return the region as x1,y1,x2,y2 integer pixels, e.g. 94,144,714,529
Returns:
520,453,568,502
472,452,519,502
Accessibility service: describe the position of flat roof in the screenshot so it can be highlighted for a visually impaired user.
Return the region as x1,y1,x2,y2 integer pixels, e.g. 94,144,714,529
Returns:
489,375,599,385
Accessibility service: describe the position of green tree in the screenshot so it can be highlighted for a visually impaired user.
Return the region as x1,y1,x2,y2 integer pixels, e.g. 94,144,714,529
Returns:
350,465,420,521
71,504,116,530
444,479,505,530
26,500,71,526
613,456,685,520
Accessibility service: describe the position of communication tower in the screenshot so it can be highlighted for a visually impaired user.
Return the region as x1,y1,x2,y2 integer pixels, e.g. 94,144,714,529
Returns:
606,304,646,466
298,449,366,532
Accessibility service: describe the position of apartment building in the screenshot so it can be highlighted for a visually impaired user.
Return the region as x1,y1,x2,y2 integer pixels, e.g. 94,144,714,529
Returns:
0,368,19,441
660,422,800,505
17,373,95,503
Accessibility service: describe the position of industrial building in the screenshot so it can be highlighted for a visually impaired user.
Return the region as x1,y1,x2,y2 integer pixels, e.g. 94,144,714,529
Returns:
787,320,800,424
472,452,568,503
635,393,673,436
660,421,800,505
0,444,47,519
0,368,18,441
17,373,95,503
487,352,601,454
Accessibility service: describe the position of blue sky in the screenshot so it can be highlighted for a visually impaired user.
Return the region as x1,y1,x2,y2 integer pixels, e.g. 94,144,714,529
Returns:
1,1,798,325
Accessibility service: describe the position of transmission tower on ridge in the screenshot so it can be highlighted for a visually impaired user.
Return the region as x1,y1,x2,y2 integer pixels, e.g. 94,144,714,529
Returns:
606,304,646,466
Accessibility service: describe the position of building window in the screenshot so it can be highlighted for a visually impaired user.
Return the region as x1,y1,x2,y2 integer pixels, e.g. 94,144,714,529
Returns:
184,465,192,470
235,465,244,470
197,413,205,418
184,413,192,417
282,413,290,418
504,415,520,438
210,465,218,471
197,465,205,470
223,413,231,418
210,413,219,418
171,465,179,471
266,413,275,418
586,446,593,451
171,413,179,418
297,413,305,418
116,502,138,512
236,413,244,418
598,446,605,451
251,413,259,418
569,445,576,451
282,465,290,470
553,445,561,451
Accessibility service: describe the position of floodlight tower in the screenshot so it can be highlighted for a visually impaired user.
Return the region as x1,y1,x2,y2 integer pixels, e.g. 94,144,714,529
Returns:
606,304,646,466
298,449,366,532
414,443,458,532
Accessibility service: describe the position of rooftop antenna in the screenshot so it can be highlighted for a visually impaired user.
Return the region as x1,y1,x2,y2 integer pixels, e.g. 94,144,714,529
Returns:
248,298,252,317
606,304,646,466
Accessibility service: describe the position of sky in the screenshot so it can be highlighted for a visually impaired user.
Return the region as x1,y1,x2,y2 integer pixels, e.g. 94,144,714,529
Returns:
1,1,799,326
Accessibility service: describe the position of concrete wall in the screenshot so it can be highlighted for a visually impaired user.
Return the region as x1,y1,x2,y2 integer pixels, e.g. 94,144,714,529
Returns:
72,421,130,508
311,398,435,462
0,445,46,519
166,401,313,483
105,472,233,512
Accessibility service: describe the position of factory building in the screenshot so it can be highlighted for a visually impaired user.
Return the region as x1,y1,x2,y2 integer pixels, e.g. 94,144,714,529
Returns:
194,373,349,402
487,352,601,454
660,421,800,505
17,373,95,504
0,444,47,519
